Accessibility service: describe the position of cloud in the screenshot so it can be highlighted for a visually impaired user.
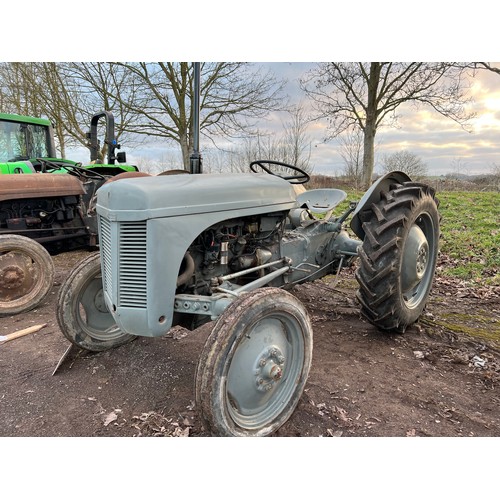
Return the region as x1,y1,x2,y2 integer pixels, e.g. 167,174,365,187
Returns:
262,62,500,176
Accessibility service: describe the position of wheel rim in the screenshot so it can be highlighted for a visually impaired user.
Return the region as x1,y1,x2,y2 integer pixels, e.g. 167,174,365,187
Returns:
225,312,305,430
74,271,122,341
401,212,437,309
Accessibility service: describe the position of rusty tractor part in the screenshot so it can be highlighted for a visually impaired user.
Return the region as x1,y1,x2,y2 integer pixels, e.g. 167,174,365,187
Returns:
0,234,55,316
0,173,99,254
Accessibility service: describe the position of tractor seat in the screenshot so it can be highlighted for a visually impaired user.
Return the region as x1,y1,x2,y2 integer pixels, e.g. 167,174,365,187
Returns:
296,189,347,214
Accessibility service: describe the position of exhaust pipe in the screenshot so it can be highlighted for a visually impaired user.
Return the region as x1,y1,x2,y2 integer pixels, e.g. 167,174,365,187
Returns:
189,62,202,174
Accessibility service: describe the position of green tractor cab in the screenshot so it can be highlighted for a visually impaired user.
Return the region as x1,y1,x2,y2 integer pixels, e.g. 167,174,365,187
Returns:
0,113,70,174
0,111,138,176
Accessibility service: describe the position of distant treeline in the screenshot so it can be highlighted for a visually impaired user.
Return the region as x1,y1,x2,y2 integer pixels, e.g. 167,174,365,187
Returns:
308,173,500,192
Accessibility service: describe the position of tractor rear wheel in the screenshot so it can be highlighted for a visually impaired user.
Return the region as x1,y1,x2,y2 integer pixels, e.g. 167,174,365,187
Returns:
195,288,313,436
355,182,440,333
0,235,54,317
56,252,136,351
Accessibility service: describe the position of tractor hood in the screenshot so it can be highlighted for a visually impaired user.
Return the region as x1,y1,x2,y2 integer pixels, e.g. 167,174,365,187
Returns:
96,173,298,221
0,173,85,202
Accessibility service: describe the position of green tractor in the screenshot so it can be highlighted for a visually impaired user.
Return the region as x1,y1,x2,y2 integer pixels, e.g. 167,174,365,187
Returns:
0,111,141,317
0,110,137,176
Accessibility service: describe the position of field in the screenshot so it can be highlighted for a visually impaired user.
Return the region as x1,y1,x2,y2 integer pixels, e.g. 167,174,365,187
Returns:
437,191,499,284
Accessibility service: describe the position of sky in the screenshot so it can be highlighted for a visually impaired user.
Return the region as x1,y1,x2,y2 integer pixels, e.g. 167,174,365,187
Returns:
110,61,500,178
7,4,500,178
8,1,499,179
258,62,500,177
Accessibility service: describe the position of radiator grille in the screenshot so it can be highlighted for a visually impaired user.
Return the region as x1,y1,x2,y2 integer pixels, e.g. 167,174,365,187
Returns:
99,216,112,293
118,221,148,308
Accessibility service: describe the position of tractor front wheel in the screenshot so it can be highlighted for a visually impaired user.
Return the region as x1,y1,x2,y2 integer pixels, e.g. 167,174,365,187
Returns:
195,288,313,436
355,182,440,333
0,235,54,317
56,252,136,351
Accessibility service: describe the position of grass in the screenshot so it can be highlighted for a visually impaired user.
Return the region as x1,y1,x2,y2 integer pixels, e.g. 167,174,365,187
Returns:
333,188,499,287
436,191,499,285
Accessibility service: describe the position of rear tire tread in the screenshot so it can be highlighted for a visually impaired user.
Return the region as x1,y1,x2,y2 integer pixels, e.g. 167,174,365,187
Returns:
355,182,440,333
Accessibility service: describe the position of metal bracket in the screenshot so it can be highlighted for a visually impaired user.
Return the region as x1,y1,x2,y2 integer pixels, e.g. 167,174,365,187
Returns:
173,293,232,320
173,264,291,320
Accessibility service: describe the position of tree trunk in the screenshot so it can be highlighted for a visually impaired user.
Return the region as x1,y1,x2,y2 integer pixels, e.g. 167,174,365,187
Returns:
362,63,381,189
55,122,66,158
180,134,190,170
362,124,376,189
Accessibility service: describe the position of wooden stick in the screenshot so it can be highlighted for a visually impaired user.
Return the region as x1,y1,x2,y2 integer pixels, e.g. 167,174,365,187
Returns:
0,323,47,343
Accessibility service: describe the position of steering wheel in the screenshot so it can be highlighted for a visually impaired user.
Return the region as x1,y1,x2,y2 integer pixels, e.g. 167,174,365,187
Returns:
249,160,310,184
37,159,107,180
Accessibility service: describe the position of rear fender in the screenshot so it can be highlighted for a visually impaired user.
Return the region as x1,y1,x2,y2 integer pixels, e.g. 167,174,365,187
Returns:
0,161,35,174
350,171,411,240
84,164,139,175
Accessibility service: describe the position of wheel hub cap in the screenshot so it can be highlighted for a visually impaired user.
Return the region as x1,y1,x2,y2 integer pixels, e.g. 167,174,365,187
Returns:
1,265,25,289
0,252,34,301
255,346,285,392
402,224,429,293
93,289,108,313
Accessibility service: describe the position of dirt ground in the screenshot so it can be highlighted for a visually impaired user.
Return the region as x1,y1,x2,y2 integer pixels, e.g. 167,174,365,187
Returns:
0,249,499,439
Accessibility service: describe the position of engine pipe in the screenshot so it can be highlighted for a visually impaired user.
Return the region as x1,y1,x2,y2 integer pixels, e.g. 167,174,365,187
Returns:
216,258,288,283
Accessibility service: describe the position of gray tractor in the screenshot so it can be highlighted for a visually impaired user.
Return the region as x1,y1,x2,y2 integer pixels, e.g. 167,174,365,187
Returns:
56,160,440,437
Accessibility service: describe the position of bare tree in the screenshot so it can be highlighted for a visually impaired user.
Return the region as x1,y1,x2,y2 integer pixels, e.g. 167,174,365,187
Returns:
450,156,469,177
381,150,428,179
203,105,314,175
202,144,252,173
301,62,475,188
112,62,287,168
492,162,500,177
0,62,138,159
0,62,91,156
281,103,313,173
132,151,184,174
62,63,143,150
1,63,35,114
337,128,365,188
460,62,500,75
203,133,292,174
